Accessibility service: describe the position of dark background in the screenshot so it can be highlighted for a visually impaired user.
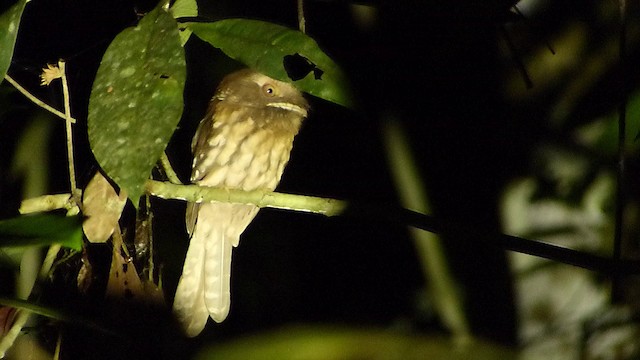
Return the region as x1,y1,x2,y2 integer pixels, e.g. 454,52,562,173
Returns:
2,0,638,358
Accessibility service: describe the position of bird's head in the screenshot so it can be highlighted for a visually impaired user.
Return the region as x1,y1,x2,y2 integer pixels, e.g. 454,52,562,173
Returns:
214,69,309,120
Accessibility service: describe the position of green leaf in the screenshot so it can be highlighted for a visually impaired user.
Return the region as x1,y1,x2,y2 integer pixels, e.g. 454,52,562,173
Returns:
169,0,198,45
575,90,640,156
0,296,69,321
0,297,118,335
170,0,197,18
0,0,27,80
188,19,353,108
0,214,83,251
88,6,186,206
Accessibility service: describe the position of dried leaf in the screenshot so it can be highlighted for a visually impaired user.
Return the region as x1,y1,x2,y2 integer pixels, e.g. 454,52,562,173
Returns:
106,232,143,301
82,172,127,243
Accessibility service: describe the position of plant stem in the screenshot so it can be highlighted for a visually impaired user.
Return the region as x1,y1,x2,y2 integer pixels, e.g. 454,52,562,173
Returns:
382,118,471,344
58,60,78,197
4,74,76,124
612,0,627,303
297,0,306,33
160,151,183,184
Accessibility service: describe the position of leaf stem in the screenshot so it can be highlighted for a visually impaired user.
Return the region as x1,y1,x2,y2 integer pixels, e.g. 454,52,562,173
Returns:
4,74,76,124
58,60,78,197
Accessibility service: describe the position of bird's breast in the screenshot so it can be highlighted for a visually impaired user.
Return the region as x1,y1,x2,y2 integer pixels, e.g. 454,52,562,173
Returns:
193,116,296,191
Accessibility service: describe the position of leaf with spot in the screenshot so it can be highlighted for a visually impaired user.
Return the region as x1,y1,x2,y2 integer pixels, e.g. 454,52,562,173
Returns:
0,0,27,80
187,19,353,108
88,6,186,207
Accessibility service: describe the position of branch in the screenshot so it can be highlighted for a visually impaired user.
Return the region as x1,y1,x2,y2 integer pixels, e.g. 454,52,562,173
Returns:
19,193,77,215
145,179,347,216
145,179,640,276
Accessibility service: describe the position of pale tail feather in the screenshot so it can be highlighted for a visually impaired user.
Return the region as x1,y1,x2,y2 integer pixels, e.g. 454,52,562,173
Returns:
175,203,237,335
172,225,209,337
175,202,257,335
203,228,234,322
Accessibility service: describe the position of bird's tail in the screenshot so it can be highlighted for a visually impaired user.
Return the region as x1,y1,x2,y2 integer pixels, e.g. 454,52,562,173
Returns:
173,203,234,337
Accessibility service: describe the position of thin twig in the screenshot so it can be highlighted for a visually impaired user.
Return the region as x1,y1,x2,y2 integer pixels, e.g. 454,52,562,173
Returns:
612,0,627,302
4,75,76,124
160,151,183,184
58,60,77,197
54,332,62,360
145,196,155,283
297,0,306,33
500,25,533,89
382,119,470,344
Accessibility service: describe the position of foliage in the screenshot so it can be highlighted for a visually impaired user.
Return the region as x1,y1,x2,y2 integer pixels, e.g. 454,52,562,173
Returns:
0,214,82,251
0,0,27,80
88,5,186,206
188,19,353,108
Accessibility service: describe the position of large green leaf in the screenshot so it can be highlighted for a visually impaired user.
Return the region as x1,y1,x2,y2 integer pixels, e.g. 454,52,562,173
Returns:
0,214,83,251
188,19,353,108
88,6,186,206
0,0,27,80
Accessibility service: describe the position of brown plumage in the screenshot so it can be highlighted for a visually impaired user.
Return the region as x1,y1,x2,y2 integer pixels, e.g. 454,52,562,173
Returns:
172,69,308,337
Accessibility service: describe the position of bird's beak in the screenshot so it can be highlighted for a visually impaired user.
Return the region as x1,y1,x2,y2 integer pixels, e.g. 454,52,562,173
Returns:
266,102,308,118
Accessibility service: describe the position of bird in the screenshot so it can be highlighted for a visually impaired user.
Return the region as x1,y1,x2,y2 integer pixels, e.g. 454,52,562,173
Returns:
172,68,309,337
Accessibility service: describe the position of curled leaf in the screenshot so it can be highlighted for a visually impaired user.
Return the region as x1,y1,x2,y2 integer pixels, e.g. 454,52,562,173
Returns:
82,172,127,243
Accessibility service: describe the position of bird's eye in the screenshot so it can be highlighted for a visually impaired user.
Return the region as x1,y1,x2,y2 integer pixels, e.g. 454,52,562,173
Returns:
262,84,276,97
